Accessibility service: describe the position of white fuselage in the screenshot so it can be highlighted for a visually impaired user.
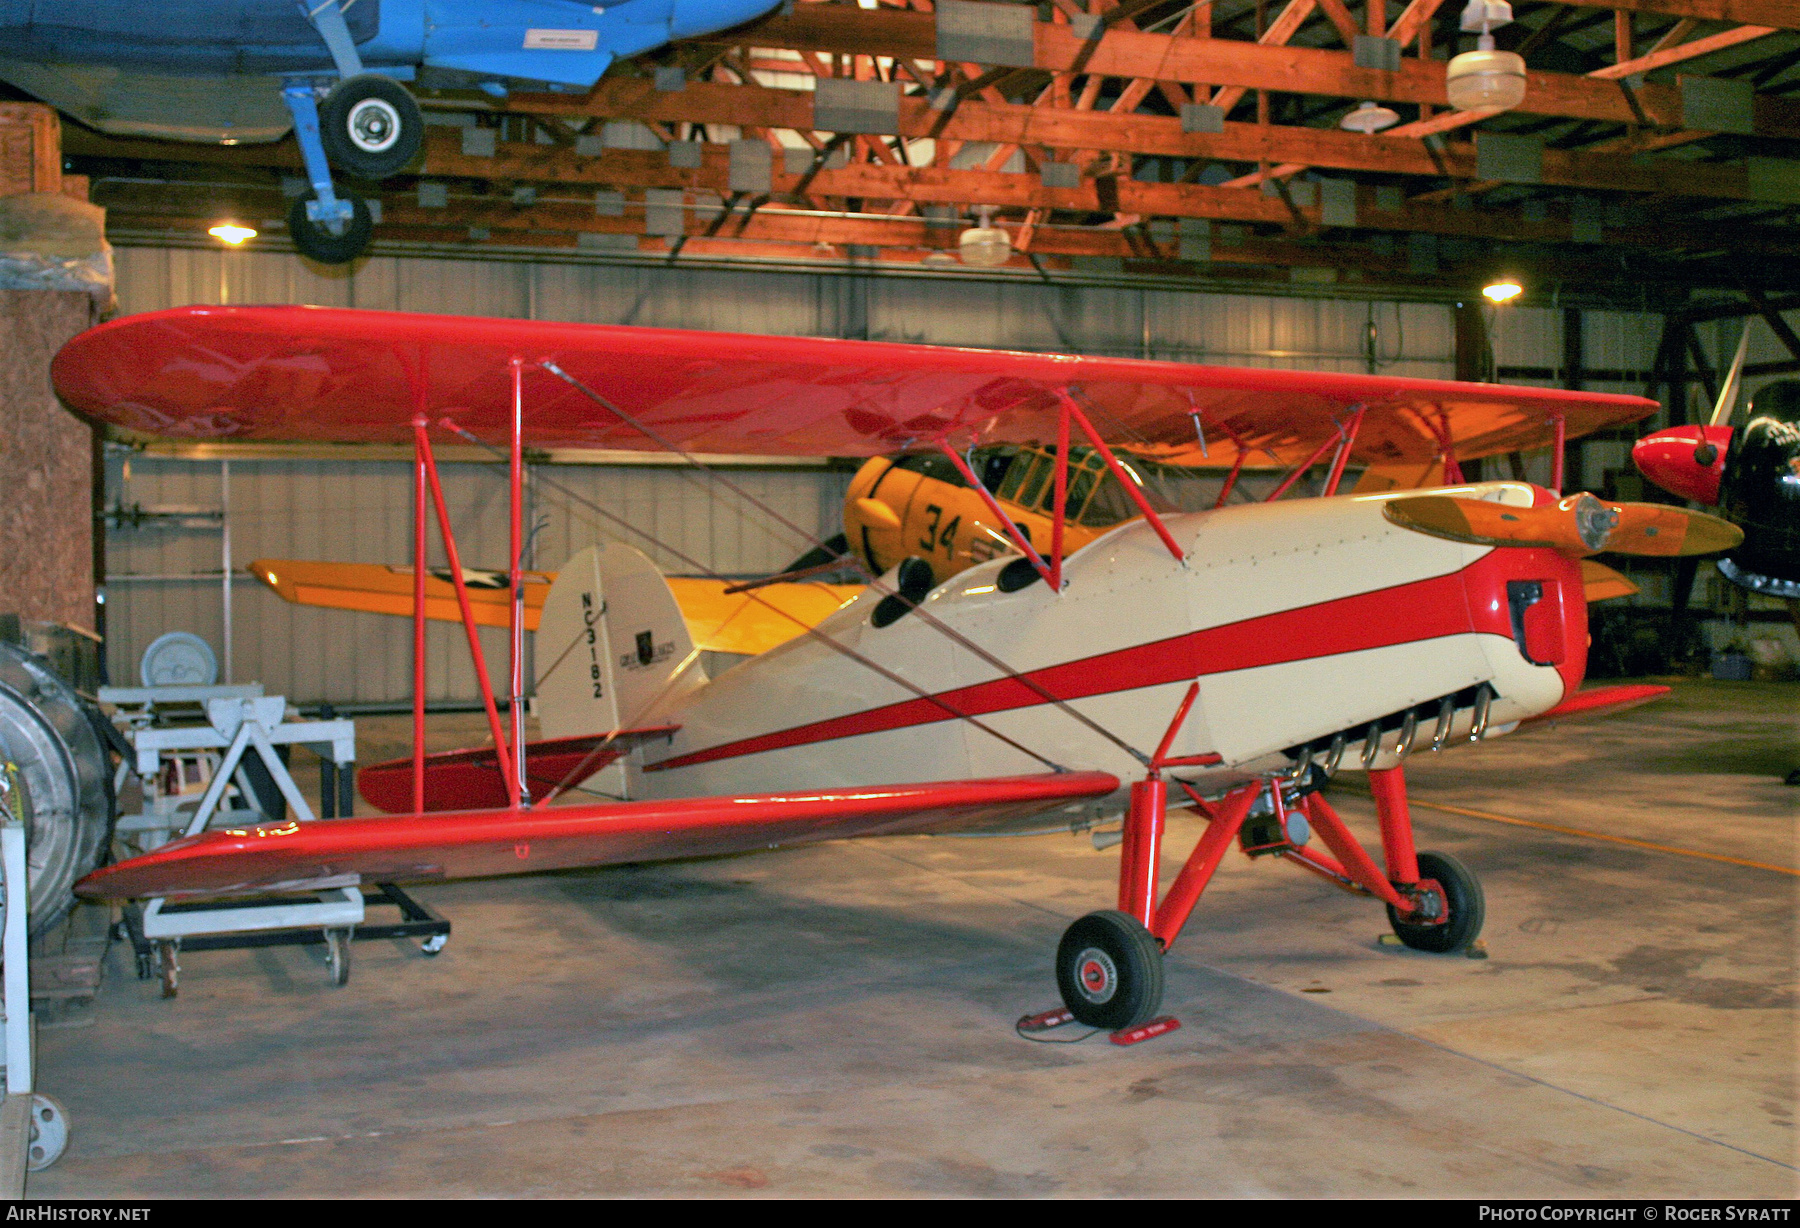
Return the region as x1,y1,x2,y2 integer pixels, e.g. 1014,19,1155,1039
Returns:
630,482,1584,822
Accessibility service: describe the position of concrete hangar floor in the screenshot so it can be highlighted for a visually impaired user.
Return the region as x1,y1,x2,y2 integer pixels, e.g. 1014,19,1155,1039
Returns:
29,679,1796,1199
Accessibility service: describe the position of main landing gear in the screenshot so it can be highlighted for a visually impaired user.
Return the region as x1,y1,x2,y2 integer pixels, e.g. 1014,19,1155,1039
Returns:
1044,739,1487,1038
1055,909,1164,1031
281,75,420,265
279,3,424,264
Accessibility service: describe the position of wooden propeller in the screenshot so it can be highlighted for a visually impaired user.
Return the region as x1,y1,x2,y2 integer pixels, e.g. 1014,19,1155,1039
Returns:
1383,492,1743,558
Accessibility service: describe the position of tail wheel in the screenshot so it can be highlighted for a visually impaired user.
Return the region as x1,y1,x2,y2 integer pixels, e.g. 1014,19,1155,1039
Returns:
1387,850,1485,953
325,928,353,987
320,74,422,178
288,192,373,265
1055,910,1164,1030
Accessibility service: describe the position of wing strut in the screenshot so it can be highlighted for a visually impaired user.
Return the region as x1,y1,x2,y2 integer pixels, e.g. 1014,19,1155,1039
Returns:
1056,390,1187,565
1549,410,1567,494
413,416,517,806
411,417,428,813
1212,420,1251,508
939,444,1058,588
1322,406,1367,496
507,359,530,808
1266,424,1348,502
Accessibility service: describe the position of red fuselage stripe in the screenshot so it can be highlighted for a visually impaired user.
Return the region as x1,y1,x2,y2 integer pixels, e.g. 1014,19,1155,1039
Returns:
649,556,1514,772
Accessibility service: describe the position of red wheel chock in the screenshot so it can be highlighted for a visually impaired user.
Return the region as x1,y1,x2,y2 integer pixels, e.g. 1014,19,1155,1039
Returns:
1017,1006,1075,1032
1109,1016,1181,1046
1016,1006,1183,1046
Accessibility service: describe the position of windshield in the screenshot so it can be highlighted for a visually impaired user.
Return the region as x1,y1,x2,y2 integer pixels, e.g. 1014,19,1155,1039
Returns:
987,445,1215,526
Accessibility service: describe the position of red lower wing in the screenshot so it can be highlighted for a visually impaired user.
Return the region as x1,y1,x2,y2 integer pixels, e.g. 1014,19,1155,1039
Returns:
1518,683,1670,723
76,771,1120,900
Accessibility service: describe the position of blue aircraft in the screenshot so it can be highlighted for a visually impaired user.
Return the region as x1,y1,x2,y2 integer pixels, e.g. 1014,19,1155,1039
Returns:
0,0,784,262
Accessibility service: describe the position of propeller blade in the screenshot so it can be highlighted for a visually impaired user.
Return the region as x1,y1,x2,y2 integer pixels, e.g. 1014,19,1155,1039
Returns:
1384,493,1743,558
1710,322,1753,428
1606,501,1743,557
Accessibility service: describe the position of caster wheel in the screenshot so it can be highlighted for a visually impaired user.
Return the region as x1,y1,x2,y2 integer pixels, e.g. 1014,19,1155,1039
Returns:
155,940,179,1000
288,193,373,265
419,933,447,957
25,1094,68,1172
1055,910,1164,1031
320,74,422,178
1387,850,1485,954
324,929,352,987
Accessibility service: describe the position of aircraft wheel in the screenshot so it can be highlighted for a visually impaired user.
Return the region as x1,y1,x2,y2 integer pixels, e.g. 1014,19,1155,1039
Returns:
155,940,179,1000
1387,850,1485,954
324,928,352,987
288,193,373,265
25,1094,68,1172
321,74,422,178
1055,909,1163,1030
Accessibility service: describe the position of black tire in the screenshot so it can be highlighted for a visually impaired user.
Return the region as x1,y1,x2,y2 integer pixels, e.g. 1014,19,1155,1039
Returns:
1387,850,1484,954
289,192,373,265
1055,909,1164,1030
320,74,422,178
325,930,352,987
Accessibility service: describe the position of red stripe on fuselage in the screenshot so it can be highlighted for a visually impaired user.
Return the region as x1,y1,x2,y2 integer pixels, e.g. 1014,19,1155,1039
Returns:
648,551,1527,773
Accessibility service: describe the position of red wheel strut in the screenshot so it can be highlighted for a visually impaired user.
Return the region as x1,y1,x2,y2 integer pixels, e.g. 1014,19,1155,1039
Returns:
1368,765,1420,884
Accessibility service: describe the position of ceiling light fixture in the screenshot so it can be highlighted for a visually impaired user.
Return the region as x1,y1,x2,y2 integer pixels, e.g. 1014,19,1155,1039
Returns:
1340,101,1400,133
1447,0,1526,112
207,222,257,246
958,205,1012,267
1482,278,1524,304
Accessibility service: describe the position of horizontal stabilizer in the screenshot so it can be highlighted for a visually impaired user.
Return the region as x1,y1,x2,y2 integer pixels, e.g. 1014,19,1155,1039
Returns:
76,772,1122,901
356,726,679,814
1384,493,1742,558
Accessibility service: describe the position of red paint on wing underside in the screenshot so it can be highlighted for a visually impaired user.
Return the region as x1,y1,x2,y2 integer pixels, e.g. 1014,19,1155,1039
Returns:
75,771,1121,900
650,548,1573,772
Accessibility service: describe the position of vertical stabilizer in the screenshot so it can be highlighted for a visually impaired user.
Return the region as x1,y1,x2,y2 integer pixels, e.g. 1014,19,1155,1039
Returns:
535,543,705,741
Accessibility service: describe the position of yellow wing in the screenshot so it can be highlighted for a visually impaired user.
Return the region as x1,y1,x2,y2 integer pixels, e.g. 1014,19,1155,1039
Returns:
247,559,859,657
666,578,862,657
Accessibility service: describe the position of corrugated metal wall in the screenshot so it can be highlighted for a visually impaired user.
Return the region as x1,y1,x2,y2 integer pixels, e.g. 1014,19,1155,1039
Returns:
104,246,1669,704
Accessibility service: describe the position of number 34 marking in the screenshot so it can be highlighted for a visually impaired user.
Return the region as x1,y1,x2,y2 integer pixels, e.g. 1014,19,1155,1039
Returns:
918,504,960,557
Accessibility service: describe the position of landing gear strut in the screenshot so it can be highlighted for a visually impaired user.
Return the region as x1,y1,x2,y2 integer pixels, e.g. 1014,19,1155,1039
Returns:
1045,687,1490,1035
273,2,425,265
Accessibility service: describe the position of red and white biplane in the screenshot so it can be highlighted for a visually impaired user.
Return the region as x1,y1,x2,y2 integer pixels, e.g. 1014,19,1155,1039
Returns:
55,305,1739,1034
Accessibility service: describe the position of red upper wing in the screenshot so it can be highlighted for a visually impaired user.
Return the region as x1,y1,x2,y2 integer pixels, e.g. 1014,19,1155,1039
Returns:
54,305,1656,466
74,771,1120,900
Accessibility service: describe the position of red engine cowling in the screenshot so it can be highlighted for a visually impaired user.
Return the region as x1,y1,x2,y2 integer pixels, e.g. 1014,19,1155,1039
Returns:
1463,544,1589,703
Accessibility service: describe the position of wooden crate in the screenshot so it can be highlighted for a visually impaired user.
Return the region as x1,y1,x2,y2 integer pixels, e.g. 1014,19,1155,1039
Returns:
0,102,61,198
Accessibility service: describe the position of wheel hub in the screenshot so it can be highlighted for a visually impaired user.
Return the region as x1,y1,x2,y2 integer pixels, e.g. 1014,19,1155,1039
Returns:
348,99,400,153
1402,878,1448,925
1073,946,1118,1004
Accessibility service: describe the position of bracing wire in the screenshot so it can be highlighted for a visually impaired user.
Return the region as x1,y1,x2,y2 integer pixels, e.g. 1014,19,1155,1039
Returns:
531,367,1152,765
445,429,1069,773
